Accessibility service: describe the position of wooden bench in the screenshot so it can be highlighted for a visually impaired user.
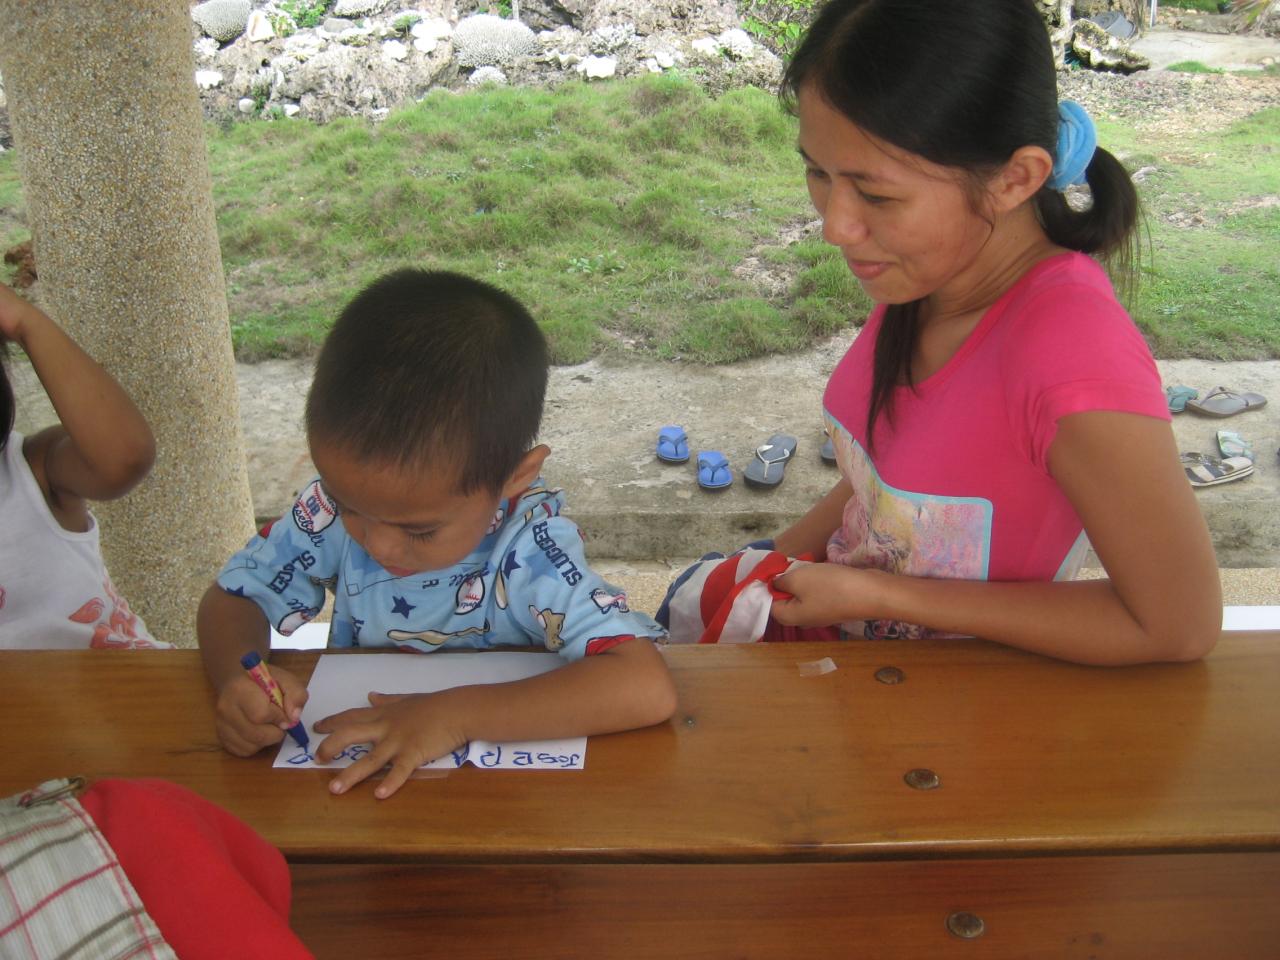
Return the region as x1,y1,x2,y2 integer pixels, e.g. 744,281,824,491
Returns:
3,636,1277,957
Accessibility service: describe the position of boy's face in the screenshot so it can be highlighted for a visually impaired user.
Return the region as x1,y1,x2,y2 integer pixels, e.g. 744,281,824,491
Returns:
309,440,508,576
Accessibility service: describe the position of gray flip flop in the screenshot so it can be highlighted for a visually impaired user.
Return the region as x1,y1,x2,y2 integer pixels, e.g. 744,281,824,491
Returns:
743,434,798,488
1186,386,1267,418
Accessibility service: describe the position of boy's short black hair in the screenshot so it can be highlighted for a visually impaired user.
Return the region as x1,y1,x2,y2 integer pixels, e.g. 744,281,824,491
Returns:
304,269,548,494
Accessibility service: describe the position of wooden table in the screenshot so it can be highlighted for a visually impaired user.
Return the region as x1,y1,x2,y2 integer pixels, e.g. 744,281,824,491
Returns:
3,637,1278,958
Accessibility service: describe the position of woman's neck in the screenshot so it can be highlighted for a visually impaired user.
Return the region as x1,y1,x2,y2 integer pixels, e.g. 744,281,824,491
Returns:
923,205,1063,329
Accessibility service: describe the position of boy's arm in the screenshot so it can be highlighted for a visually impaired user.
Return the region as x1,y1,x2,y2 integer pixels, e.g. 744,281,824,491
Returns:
197,583,271,691
314,636,676,798
198,582,313,756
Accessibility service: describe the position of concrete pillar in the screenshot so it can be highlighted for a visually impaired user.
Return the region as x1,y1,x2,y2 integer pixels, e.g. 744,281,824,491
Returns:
0,3,254,645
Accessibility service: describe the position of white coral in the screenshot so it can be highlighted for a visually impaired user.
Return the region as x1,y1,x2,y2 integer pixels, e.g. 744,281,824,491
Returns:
717,28,754,60
468,65,509,86
453,15,539,68
191,0,251,43
333,0,390,15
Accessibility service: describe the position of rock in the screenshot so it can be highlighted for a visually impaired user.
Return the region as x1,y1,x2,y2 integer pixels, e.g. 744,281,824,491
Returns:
382,38,409,61
320,18,356,35
245,10,275,43
283,103,301,117
584,0,741,37
195,69,225,90
579,54,617,78
690,36,720,57
1071,18,1150,73
453,15,540,67
191,0,252,44
412,19,453,41
519,0,592,32
237,96,257,113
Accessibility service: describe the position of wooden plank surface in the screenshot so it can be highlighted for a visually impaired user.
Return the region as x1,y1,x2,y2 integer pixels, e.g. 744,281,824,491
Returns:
290,852,1280,959
2,636,1277,862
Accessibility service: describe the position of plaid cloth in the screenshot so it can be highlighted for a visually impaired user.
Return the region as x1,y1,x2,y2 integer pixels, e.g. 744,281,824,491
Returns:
1,778,176,960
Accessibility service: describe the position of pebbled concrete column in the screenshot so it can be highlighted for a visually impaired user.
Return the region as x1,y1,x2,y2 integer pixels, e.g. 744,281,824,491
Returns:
0,3,254,645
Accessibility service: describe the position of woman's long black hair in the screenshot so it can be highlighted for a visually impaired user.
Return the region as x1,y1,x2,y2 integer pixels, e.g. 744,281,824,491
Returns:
781,0,1140,446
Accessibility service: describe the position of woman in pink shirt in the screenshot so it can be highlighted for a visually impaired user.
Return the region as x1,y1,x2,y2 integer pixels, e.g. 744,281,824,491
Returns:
762,0,1221,663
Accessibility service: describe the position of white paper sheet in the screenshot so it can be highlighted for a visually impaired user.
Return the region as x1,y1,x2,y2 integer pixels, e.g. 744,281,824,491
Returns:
272,652,586,771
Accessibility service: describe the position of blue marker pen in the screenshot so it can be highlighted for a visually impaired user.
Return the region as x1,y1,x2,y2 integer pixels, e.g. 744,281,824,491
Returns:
240,651,309,750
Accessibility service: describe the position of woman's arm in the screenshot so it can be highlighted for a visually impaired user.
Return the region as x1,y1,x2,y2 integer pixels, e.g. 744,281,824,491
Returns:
773,412,1221,665
773,476,852,559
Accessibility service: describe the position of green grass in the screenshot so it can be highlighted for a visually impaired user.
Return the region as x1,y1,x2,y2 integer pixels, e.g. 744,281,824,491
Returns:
1166,60,1224,74
1096,106,1280,359
0,75,1274,362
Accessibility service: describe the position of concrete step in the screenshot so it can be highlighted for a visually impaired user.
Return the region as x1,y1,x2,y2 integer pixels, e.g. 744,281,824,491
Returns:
226,341,1280,568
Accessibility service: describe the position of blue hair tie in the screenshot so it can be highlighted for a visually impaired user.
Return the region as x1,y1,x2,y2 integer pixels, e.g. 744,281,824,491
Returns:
1047,100,1097,192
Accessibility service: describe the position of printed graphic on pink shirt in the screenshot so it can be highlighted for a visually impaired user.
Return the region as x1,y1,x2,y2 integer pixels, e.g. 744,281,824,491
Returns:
67,577,166,649
825,427,992,639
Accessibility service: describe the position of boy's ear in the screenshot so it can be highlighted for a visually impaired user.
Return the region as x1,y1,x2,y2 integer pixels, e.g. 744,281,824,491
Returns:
501,444,551,498
990,145,1055,213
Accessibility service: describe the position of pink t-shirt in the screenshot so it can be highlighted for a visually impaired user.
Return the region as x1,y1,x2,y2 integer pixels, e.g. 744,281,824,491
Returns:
823,252,1169,639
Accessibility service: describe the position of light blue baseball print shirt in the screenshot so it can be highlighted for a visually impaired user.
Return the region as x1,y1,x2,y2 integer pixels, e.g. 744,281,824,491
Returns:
218,478,664,659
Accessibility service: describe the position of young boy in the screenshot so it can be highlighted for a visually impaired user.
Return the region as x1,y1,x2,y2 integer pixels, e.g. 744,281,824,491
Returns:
198,270,677,799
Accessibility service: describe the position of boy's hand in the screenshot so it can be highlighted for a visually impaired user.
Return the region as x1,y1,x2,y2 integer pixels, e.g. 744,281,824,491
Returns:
313,690,469,800
214,665,310,757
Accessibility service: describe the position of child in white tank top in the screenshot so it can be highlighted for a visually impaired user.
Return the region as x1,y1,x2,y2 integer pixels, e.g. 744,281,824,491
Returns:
0,281,167,648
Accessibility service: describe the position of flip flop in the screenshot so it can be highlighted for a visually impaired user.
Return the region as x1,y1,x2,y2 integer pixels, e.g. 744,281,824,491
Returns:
820,431,836,466
1165,385,1198,414
656,425,689,464
696,450,733,490
1186,386,1267,418
1181,452,1254,487
1216,430,1254,462
743,434,798,489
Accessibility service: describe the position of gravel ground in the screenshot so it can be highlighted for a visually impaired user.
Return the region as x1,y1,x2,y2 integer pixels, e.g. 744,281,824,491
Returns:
1059,68,1280,142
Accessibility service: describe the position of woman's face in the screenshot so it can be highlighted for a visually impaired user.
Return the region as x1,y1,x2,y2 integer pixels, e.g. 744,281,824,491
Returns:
796,86,997,306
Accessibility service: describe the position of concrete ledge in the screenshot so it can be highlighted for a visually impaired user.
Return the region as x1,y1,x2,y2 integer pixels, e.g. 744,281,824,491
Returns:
21,338,1269,568
204,344,1280,568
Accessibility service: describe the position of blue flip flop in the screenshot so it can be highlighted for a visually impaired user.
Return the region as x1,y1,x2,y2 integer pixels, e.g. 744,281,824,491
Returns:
1165,385,1198,414
697,450,733,490
656,425,689,463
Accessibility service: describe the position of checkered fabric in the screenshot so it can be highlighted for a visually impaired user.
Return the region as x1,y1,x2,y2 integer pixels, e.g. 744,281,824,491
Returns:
0,778,176,960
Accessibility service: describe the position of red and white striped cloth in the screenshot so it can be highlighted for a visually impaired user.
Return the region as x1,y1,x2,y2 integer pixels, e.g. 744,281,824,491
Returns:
663,548,807,644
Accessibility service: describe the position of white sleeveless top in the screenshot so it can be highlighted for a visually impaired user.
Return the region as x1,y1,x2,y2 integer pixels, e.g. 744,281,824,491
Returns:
0,431,167,649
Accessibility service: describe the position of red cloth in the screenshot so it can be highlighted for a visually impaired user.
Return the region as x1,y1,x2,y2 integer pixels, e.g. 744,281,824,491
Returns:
80,779,313,960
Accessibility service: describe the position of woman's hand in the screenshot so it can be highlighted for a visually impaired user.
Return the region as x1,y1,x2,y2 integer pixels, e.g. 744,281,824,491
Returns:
771,562,883,628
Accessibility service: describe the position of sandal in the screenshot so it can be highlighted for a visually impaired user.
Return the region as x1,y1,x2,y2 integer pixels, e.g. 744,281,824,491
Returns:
1216,430,1254,462
656,425,689,464
743,434,798,488
1181,452,1254,487
820,429,837,466
1186,386,1267,418
697,450,733,490
1165,385,1198,414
